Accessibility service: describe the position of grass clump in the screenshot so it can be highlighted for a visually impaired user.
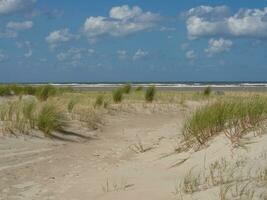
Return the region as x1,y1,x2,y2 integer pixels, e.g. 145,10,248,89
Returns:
183,97,267,148
0,84,72,98
113,88,123,103
203,86,212,96
36,85,57,101
67,98,78,113
23,86,37,95
122,83,131,94
22,100,37,129
145,85,156,102
0,99,38,134
37,103,67,135
0,85,12,96
0,84,37,96
73,106,103,130
94,95,104,108
135,86,143,92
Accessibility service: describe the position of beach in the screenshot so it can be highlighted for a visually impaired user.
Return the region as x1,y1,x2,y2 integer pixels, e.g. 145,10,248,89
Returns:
1,85,267,199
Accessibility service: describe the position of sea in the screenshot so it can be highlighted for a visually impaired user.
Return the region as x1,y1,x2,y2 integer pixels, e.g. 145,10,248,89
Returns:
32,81,267,92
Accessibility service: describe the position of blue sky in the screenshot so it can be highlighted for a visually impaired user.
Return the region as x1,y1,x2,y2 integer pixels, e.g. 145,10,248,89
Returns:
0,0,267,82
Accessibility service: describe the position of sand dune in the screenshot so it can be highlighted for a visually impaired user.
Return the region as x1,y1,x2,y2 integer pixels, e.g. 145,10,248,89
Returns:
1,101,267,200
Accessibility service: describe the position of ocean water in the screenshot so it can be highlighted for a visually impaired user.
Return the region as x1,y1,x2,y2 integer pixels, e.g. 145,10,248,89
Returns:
47,82,267,88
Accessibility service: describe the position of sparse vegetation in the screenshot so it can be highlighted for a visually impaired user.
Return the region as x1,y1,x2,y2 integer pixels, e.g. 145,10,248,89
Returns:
203,86,212,96
2,84,267,200
94,94,104,108
67,98,78,113
0,85,12,96
36,85,57,101
183,97,267,148
22,99,37,129
129,135,154,153
182,168,201,194
102,178,132,193
178,156,267,199
113,88,123,103
0,84,74,100
135,86,143,92
122,83,131,94
145,85,156,102
0,99,38,134
73,106,102,130
37,103,67,135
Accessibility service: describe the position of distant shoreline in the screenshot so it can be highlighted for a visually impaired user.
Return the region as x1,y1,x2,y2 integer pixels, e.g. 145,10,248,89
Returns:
51,83,267,92
1,82,267,92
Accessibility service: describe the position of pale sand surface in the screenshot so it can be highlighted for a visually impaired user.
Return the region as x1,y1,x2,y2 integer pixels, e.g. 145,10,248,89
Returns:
1,102,267,200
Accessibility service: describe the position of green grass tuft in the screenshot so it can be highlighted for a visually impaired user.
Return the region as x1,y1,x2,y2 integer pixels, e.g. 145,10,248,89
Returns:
113,88,123,103
203,86,212,96
36,85,57,101
122,83,131,94
183,97,267,148
22,100,37,129
67,98,78,113
0,85,12,96
145,86,156,102
135,86,143,92
94,95,104,108
37,103,67,135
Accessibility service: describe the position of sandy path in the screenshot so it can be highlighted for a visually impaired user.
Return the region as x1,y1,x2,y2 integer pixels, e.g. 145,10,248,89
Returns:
0,109,186,200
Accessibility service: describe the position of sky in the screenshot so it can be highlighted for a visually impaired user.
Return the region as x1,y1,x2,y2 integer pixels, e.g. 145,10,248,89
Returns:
0,0,267,83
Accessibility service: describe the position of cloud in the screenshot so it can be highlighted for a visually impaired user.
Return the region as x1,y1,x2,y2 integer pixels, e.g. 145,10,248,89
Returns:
133,49,148,60
186,5,230,20
205,38,233,57
117,50,128,60
109,5,143,20
83,5,160,41
0,21,33,39
6,21,33,31
0,0,36,15
46,29,73,49
160,26,176,32
57,48,83,62
56,48,84,67
24,41,32,58
0,29,17,38
16,40,33,58
43,9,64,19
0,51,8,62
186,50,197,60
30,8,64,19
185,5,267,39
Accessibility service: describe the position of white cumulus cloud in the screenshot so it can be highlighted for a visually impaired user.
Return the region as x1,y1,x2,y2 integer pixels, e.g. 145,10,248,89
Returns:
205,38,233,57
46,29,73,49
57,48,83,62
83,5,160,41
117,50,128,60
6,21,33,31
185,5,267,39
186,50,197,60
133,49,148,60
0,0,36,15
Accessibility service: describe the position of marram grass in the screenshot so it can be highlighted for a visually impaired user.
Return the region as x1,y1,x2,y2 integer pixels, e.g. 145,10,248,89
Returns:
145,85,156,102
37,103,67,135
183,96,267,148
112,88,124,103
